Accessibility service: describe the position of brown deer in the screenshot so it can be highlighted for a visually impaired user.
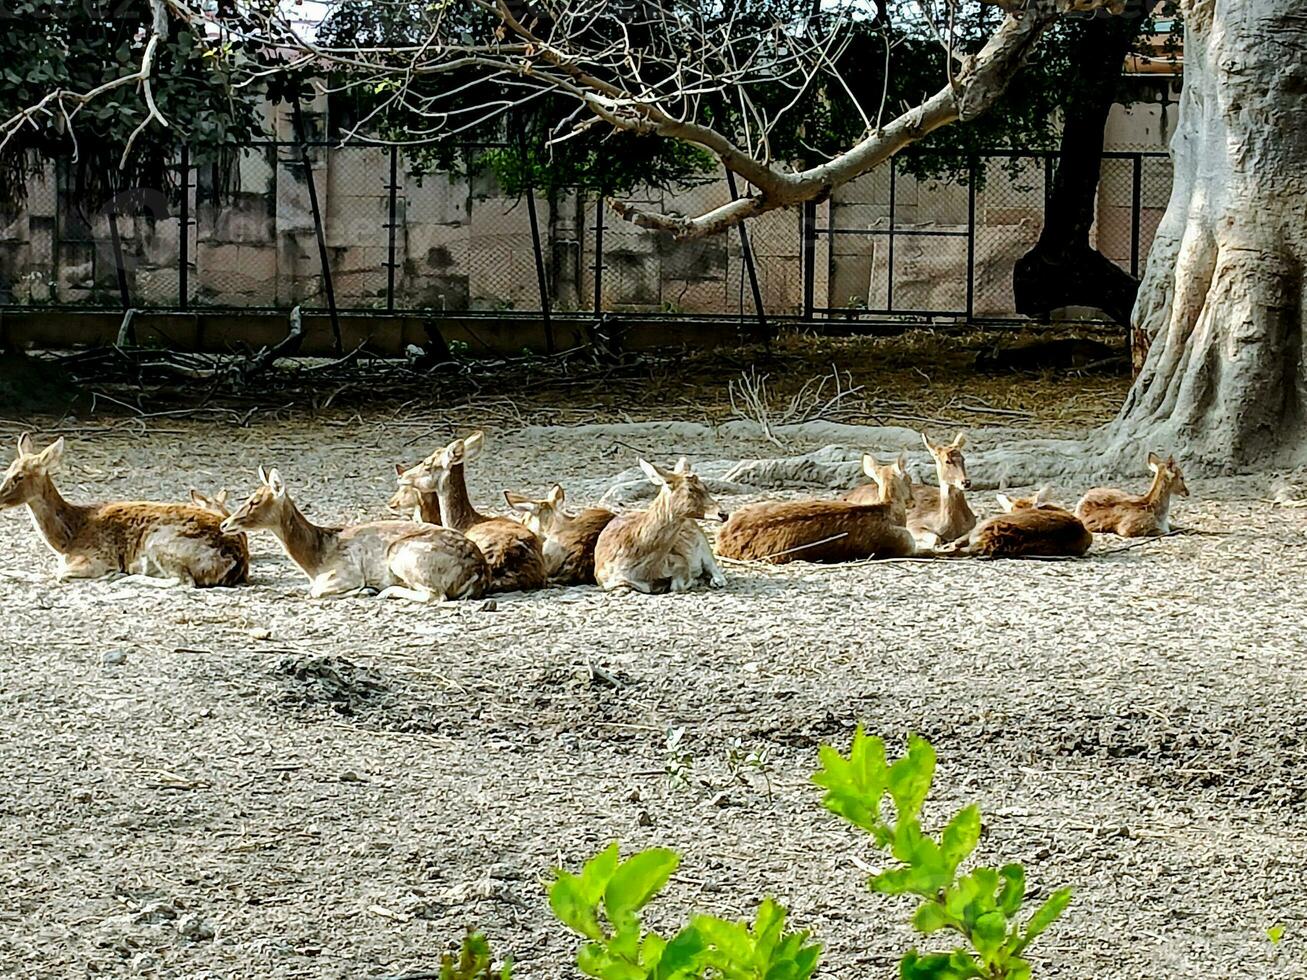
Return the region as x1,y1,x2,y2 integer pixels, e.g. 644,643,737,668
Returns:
222,467,488,601
504,484,616,585
593,458,727,593
188,487,250,570
0,435,247,587
939,487,1092,558
395,431,548,593
1075,453,1188,536
717,454,916,564
904,433,976,548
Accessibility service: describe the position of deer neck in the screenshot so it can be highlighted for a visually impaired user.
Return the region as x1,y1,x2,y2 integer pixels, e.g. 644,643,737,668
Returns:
413,489,442,525
634,488,687,548
435,464,486,532
270,499,337,577
24,473,86,554
1142,469,1173,518
938,482,974,526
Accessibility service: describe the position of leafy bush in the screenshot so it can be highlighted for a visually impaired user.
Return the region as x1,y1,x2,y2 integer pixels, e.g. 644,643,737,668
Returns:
813,728,1071,980
548,843,820,980
548,731,1069,979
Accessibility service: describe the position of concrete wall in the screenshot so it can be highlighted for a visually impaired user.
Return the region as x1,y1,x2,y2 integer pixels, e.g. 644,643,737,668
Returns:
0,86,1176,319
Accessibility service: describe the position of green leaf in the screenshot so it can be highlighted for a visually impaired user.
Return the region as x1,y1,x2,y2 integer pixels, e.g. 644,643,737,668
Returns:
604,849,679,923
912,901,951,934
654,925,707,979
939,805,981,872
997,865,1025,917
580,843,622,904
550,871,604,942
887,735,935,821
812,725,890,833
970,911,1008,964
1267,924,1285,944
1024,888,1073,942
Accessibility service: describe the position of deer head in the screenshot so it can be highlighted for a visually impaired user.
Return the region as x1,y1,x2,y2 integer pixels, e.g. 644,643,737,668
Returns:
923,431,971,491
639,457,727,522
1148,451,1189,497
504,483,566,536
222,466,290,534
0,434,64,509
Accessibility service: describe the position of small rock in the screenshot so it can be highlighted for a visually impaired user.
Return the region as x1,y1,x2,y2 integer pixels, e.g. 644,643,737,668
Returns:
479,599,498,613
248,627,271,641
636,809,653,828
130,952,157,974
176,914,214,941
709,791,732,809
102,650,127,666
625,787,641,803
338,770,365,783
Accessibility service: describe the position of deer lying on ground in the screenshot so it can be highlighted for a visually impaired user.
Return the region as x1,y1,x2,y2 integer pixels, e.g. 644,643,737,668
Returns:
504,484,616,585
904,433,976,548
395,431,548,593
1075,453,1188,536
189,487,250,568
593,457,727,593
0,435,247,586
717,454,916,564
222,467,488,601
938,487,1092,558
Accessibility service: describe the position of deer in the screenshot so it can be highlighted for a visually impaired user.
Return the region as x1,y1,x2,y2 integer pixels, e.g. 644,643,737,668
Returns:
394,431,548,593
503,484,616,585
938,487,1092,558
188,487,250,568
1075,452,1188,536
221,466,488,601
905,433,976,548
0,434,247,587
592,457,727,593
717,454,916,564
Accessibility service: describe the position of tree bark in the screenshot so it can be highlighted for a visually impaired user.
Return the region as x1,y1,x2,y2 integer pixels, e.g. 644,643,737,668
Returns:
1109,0,1307,471
1013,8,1144,327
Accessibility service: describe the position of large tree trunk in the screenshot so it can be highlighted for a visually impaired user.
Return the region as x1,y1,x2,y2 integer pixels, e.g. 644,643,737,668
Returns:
1109,0,1307,472
1013,8,1144,327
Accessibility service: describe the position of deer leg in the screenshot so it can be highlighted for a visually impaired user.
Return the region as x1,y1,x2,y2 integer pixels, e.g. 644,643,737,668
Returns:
377,585,437,603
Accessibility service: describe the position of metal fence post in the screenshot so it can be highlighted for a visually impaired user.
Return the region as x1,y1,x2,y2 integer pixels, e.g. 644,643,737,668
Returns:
178,143,190,311
801,199,816,321
725,170,768,343
1130,153,1143,279
886,159,897,314
106,185,131,311
525,183,553,353
386,145,399,312
965,155,978,322
292,97,342,354
592,195,605,316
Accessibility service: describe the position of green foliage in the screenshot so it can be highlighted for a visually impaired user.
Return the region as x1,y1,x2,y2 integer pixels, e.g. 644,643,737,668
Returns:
813,728,1071,980
437,932,512,979
0,0,266,205
549,843,821,980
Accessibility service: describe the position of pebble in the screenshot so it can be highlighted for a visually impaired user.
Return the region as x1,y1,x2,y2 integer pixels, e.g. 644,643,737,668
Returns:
102,650,127,666
177,913,215,941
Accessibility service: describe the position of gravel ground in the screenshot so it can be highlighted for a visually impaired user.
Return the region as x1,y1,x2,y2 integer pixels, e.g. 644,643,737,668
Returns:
0,413,1304,980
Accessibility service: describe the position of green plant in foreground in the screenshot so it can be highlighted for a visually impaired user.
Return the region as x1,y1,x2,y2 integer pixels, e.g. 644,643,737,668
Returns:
436,931,511,979
549,843,820,980
813,729,1071,980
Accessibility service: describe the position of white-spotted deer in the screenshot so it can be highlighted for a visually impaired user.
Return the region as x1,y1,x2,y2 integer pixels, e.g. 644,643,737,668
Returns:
1075,453,1188,536
939,487,1092,558
395,432,548,593
717,454,916,563
592,458,727,593
0,435,247,586
222,467,488,601
504,484,615,585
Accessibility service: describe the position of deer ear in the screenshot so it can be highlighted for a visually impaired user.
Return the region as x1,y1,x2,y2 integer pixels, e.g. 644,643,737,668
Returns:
921,432,933,452
462,431,485,462
952,432,966,449
639,459,667,487
37,437,64,470
1035,484,1053,505
215,489,228,506
503,490,533,512
895,451,908,476
266,469,285,497
1147,451,1162,471
548,484,565,506
861,454,879,478
673,456,690,475
996,493,1015,512
189,489,203,505
394,462,407,478
257,464,270,485
16,433,34,457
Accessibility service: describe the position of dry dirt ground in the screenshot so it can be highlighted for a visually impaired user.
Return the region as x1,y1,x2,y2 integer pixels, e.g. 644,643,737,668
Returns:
0,350,1305,979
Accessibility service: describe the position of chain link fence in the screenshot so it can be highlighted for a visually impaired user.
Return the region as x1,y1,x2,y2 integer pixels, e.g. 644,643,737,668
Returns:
0,143,1170,331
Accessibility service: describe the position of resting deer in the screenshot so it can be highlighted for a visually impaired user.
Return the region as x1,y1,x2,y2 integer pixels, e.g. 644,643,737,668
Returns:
504,484,616,585
717,454,916,564
189,487,250,569
905,433,976,548
593,457,727,593
939,487,1092,558
0,434,247,587
395,431,548,593
222,467,488,601
1075,453,1188,536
